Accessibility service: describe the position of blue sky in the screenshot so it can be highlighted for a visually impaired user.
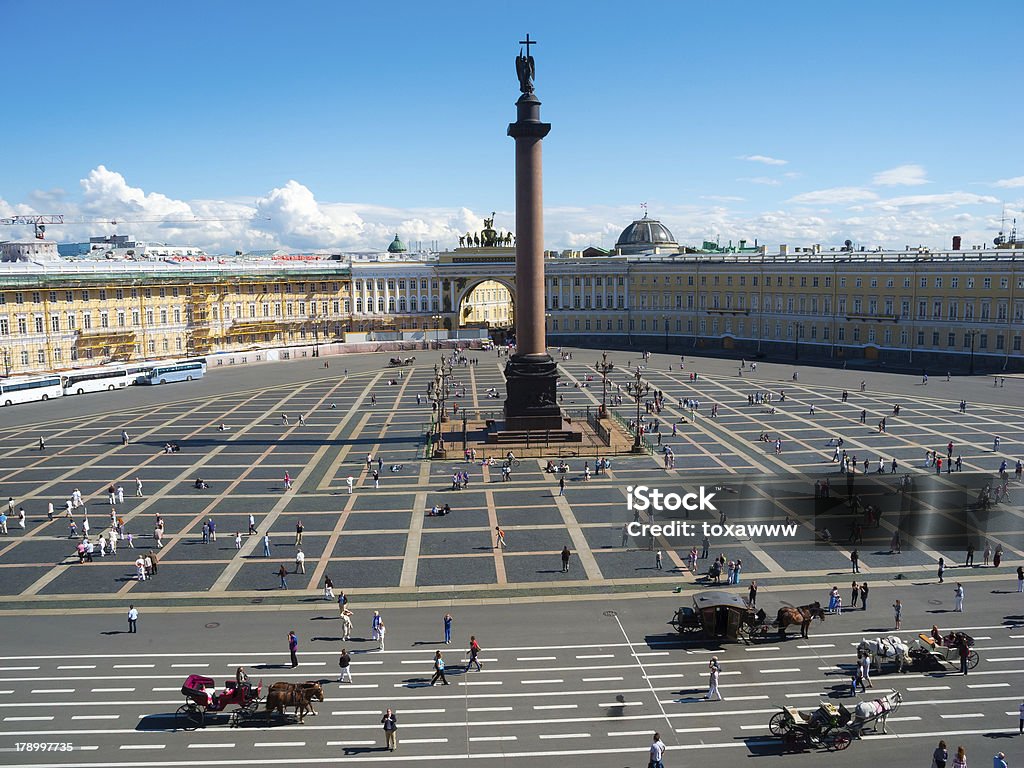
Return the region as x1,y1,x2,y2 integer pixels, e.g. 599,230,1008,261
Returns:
3,0,1022,252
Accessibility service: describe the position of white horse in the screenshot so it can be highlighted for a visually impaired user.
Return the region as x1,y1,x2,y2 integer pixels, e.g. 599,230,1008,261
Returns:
857,636,908,674
851,690,902,735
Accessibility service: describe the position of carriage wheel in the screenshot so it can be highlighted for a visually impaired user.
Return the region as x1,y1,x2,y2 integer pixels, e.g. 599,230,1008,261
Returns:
967,650,979,669
176,703,204,729
768,712,791,735
825,730,853,751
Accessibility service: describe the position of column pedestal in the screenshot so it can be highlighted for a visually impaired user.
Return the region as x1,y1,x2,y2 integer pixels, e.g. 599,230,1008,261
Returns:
503,352,562,431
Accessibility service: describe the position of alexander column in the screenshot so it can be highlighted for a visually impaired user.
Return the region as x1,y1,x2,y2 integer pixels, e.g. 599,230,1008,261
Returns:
504,35,562,431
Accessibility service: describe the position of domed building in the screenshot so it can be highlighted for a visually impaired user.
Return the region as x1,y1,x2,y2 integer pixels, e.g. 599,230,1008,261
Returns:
614,214,679,255
387,234,407,254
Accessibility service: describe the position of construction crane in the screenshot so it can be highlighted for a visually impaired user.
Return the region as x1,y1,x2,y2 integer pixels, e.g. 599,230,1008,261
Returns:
0,214,269,240
0,214,64,239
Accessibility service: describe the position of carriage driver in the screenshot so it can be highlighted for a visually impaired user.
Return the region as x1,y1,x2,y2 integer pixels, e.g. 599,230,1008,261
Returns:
234,666,250,696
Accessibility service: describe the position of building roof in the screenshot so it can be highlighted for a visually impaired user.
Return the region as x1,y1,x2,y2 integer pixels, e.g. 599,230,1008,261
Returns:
615,215,678,253
387,234,407,253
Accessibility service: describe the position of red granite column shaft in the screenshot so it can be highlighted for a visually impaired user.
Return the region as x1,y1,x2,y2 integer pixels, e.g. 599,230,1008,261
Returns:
514,133,545,357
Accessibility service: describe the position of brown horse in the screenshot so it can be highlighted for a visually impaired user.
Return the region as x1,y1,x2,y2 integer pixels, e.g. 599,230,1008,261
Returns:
268,681,323,716
265,682,324,722
775,602,826,638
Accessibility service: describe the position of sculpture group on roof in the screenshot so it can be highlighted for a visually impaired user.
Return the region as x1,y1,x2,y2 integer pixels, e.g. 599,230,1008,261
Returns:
459,213,515,248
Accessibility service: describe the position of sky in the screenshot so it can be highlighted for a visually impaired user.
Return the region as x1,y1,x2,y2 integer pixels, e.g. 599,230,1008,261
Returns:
2,0,1023,254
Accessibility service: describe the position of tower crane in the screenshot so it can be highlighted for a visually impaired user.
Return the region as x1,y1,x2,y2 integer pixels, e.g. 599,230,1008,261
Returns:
1,214,269,240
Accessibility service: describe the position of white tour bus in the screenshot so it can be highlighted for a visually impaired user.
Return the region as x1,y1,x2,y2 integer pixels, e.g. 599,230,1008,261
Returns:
62,366,133,395
0,375,65,406
137,360,207,385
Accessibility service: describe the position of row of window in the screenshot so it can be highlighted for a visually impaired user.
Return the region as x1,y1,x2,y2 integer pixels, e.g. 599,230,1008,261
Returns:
0,282,346,306
628,274,1022,290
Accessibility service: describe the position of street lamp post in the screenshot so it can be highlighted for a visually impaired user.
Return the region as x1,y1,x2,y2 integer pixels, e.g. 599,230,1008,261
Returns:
0,348,9,378
968,329,977,375
595,351,614,418
432,314,443,350
630,366,651,453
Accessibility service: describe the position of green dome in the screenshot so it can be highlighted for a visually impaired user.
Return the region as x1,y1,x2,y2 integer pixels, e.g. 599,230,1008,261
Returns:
387,234,407,253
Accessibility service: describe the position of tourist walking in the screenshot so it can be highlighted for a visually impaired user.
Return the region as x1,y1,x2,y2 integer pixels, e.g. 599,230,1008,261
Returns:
893,599,902,630
278,564,288,589
127,604,138,634
954,582,964,612
288,630,298,668
430,650,449,686
443,612,453,644
338,648,352,683
381,708,397,751
248,514,257,534
494,526,506,550
467,636,482,671
323,574,334,600
951,745,967,768
372,611,383,644
135,478,143,497
705,656,723,700
994,753,1007,768
932,740,948,768
938,557,946,583
561,546,571,573
295,549,305,574
263,534,271,557
649,732,667,768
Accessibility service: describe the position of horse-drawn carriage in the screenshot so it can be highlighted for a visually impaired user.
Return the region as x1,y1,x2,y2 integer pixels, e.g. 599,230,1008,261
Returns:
668,591,826,642
908,632,979,671
177,674,263,729
767,691,902,751
176,675,323,729
387,356,416,367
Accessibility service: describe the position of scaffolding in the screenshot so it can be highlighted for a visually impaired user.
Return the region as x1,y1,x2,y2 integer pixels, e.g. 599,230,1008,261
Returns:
74,329,137,361
185,290,213,356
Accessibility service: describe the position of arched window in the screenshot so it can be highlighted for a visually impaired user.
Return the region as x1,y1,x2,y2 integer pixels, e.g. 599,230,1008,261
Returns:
399,298,407,312
388,297,396,313
377,297,385,312
432,298,440,312
410,296,418,312
355,298,362,313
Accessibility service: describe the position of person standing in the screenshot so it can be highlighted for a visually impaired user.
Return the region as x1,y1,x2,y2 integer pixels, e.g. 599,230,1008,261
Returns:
430,650,449,686
295,520,304,546
951,745,967,768
893,599,902,630
443,612,453,644
1018,699,1024,735
932,740,948,768
701,535,710,559
984,542,992,566
558,476,565,496
372,469,380,489
954,582,965,612
372,610,383,643
208,518,216,542
263,534,271,557
121,429,130,446
234,531,242,550
655,550,663,570
288,631,298,668
340,609,353,641
381,708,397,752
295,549,305,574
649,732,667,768
748,581,758,608
323,574,334,600
467,636,482,671
851,549,860,573
561,546,571,573
135,477,143,497
338,648,352,683
938,557,946,583
851,581,859,609
958,638,970,675
994,752,1007,768
127,604,138,634
278,564,288,589
966,543,975,567
248,514,257,534
859,648,872,689
1017,565,1024,593
705,656,723,700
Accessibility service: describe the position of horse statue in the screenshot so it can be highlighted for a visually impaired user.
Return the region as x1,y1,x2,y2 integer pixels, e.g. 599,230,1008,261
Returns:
265,681,324,722
459,235,465,247
857,636,909,674
774,602,825,638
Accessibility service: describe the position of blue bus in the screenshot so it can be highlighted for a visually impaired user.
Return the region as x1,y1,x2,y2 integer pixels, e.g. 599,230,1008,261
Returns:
137,361,206,385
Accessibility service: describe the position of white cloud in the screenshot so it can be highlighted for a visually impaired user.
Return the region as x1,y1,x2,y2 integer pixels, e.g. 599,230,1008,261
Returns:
3,165,1010,257
739,177,782,186
738,154,788,166
992,176,1024,188
872,164,929,186
788,187,879,205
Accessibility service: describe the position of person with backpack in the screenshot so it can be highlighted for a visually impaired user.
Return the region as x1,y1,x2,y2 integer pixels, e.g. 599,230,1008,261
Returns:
430,650,449,686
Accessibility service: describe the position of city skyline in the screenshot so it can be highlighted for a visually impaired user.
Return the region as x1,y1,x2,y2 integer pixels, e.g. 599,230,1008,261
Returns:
3,0,1022,253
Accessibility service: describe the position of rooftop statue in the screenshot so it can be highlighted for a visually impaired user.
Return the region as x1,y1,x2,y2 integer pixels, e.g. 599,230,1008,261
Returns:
515,34,536,94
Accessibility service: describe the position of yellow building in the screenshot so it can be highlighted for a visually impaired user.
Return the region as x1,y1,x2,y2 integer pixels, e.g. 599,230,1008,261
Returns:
0,260,351,376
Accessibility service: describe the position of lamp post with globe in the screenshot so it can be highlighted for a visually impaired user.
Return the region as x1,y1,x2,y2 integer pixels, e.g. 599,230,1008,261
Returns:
630,367,651,453
595,351,614,418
